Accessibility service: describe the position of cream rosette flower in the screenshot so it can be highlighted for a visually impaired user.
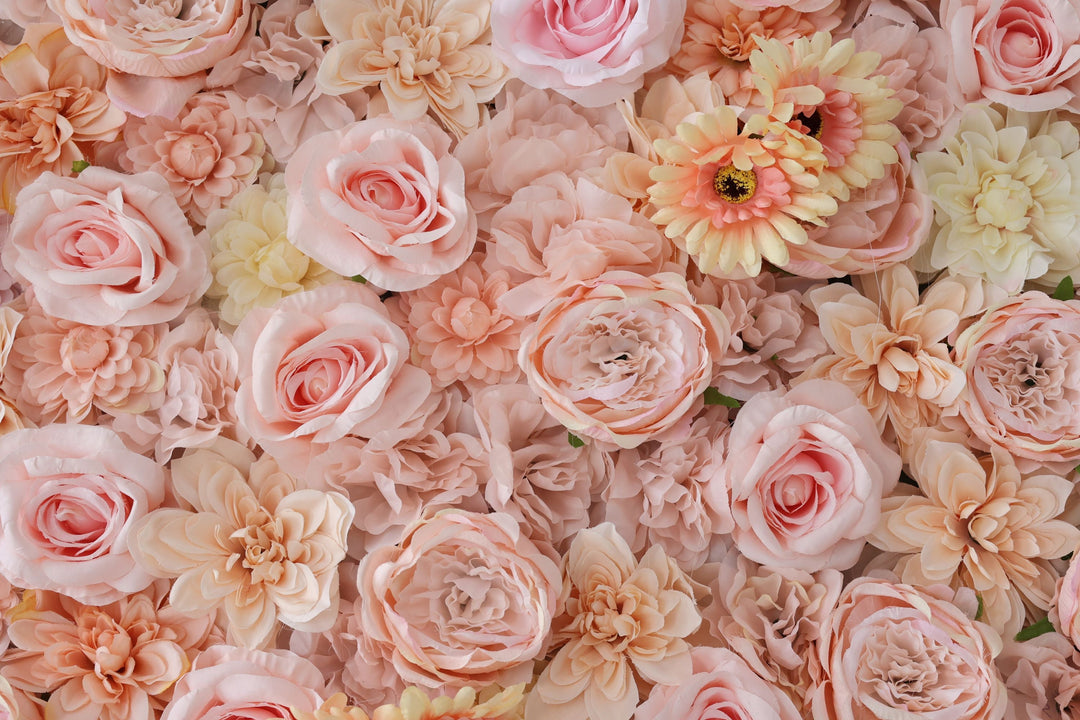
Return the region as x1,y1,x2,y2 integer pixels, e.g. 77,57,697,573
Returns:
131,439,354,648
356,510,560,692
813,579,1007,720
916,104,1080,293
519,271,728,449
286,116,476,292
526,523,701,720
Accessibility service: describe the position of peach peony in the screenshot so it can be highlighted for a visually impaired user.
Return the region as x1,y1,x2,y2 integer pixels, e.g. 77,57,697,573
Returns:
526,523,702,720
997,633,1080,720
131,440,354,648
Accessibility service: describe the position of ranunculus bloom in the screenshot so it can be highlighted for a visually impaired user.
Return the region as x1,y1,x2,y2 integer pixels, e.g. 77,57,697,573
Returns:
0,424,165,604
132,440,354,648
2,167,210,327
2,585,216,720
490,0,687,107
232,282,434,473
950,292,1080,466
997,633,1080,720
944,0,1080,112
526,523,702,720
723,379,902,572
519,271,728,449
286,116,476,291
355,510,561,692
812,579,1007,720
634,646,802,720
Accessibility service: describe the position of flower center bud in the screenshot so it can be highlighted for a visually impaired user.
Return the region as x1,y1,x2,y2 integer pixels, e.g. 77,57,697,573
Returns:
797,110,824,140
713,165,758,204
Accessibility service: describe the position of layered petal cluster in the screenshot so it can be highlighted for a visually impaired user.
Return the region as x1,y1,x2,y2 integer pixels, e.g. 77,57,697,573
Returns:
294,685,526,720
997,633,1080,720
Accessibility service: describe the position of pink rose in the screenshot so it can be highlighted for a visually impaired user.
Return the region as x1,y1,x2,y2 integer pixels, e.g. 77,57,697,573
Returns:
1053,552,1080,649
233,282,434,473
0,424,165,604
944,0,1080,111
519,271,728,449
286,115,476,291
722,379,902,571
490,0,687,107
1,168,210,327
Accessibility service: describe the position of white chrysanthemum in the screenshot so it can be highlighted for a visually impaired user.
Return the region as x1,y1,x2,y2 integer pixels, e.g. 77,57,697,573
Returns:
917,104,1080,293
207,173,338,325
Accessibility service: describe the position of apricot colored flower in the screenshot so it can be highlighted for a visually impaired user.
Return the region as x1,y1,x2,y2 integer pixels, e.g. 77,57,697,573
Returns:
206,173,338,327
2,586,216,720
131,439,354,648
648,105,836,277
0,25,125,212
316,0,508,138
526,523,702,720
751,31,903,202
872,429,1080,637
294,685,525,720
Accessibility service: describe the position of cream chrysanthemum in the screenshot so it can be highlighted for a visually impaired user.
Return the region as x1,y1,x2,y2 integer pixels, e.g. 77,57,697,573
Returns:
648,105,837,277
207,173,338,326
916,104,1080,294
751,31,902,202
292,685,525,720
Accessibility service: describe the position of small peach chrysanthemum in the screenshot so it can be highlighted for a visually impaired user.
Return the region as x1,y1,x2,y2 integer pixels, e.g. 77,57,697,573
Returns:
648,105,837,277
751,32,903,201
292,685,525,720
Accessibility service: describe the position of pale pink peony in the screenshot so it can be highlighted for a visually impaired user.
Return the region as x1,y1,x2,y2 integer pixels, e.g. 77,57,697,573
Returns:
331,598,407,709
131,440,354,649
812,579,1007,720
490,0,687,107
723,379,902,572
158,646,325,720
997,633,1080,719
519,271,728,449
286,116,475,291
355,510,561,693
122,91,266,226
0,424,165,604
634,646,802,720
1054,551,1080,651
2,167,210,327
2,585,216,720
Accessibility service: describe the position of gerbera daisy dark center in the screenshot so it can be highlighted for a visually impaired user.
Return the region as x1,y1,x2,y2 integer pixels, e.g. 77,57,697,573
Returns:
797,110,824,140
713,165,757,204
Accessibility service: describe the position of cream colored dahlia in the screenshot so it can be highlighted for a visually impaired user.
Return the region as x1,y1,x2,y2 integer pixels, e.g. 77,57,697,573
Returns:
315,0,508,138
751,31,903,202
648,105,836,277
207,173,338,326
293,685,525,720
916,104,1080,294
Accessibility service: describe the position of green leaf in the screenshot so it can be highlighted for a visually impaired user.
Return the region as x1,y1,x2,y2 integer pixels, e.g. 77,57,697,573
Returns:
349,274,368,284
567,432,585,448
975,594,985,622
703,387,741,408
71,160,90,174
1053,275,1075,301
1015,616,1056,641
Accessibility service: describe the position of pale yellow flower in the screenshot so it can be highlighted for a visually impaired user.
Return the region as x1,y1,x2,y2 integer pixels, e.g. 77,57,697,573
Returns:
292,685,525,720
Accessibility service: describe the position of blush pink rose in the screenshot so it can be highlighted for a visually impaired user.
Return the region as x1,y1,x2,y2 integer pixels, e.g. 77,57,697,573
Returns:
1,168,210,327
0,424,165,604
490,0,688,107
723,379,902,572
285,115,476,291
943,0,1080,112
1053,551,1080,650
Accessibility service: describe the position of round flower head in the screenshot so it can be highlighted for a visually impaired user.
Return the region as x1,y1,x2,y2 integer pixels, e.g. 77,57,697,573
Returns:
648,105,836,277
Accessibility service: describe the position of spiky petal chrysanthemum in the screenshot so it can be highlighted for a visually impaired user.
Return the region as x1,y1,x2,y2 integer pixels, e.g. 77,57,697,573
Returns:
647,105,837,277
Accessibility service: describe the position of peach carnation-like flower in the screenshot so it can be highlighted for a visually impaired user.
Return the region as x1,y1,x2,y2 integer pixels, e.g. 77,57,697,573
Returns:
122,91,266,226
526,523,702,720
0,24,125,213
872,429,1080,638
131,439,354,648
316,0,508,138
648,105,836,277
206,172,338,327
293,685,525,720
997,632,1080,720
916,104,1080,293
2,585,216,720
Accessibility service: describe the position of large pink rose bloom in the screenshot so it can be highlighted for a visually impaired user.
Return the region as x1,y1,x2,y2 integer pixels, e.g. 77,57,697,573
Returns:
490,0,687,107
519,271,728,449
286,115,476,291
723,379,901,572
1,168,210,327
943,0,1080,112
0,424,165,604
233,282,433,473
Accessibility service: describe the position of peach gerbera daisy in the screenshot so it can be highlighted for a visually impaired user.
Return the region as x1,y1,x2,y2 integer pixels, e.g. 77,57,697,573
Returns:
292,685,525,720
648,105,837,277
751,32,903,201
